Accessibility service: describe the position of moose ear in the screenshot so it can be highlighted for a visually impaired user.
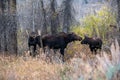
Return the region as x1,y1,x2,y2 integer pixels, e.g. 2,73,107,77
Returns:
38,30,41,36
26,30,29,36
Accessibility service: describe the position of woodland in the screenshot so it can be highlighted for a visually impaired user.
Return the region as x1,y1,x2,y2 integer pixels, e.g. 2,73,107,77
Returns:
0,0,120,80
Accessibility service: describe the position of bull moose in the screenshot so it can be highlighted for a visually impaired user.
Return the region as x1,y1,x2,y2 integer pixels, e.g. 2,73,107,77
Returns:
81,35,102,54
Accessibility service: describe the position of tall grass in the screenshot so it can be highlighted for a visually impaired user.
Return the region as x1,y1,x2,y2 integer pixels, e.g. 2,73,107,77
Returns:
96,39,120,80
0,40,119,80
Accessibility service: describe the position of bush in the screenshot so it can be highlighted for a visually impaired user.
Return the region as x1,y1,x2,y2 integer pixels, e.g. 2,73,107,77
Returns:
71,6,116,43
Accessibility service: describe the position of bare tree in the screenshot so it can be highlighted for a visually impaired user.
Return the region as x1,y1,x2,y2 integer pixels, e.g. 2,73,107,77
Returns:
40,0,47,35
0,0,2,13
0,0,17,54
117,0,120,31
62,0,74,33
50,0,60,34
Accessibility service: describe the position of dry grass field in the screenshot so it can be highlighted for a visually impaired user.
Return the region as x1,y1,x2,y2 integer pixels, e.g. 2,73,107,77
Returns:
0,40,120,80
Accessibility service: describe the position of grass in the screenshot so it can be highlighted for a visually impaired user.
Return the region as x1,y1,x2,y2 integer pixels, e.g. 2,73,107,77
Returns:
0,40,120,80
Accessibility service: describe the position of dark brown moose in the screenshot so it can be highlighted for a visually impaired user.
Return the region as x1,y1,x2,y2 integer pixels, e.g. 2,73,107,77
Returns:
81,35,102,54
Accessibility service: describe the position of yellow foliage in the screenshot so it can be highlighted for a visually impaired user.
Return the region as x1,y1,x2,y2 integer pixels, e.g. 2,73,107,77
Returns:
71,6,117,43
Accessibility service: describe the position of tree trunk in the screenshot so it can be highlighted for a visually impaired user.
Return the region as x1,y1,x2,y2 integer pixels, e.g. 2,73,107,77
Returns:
117,0,120,31
41,0,47,35
50,0,59,34
62,0,73,33
0,0,2,13
0,0,17,54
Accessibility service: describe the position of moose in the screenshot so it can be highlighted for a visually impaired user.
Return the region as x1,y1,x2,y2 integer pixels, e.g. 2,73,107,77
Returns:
41,32,82,59
81,35,102,54
28,32,42,56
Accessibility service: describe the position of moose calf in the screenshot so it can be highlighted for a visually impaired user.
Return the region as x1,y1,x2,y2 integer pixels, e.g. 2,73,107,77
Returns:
28,32,42,56
81,36,102,54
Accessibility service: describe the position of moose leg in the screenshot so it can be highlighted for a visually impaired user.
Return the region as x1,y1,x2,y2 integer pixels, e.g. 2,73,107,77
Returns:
89,46,97,55
94,49,97,55
28,44,32,56
60,48,65,62
28,44,30,50
29,45,33,56
90,47,94,53
32,45,37,57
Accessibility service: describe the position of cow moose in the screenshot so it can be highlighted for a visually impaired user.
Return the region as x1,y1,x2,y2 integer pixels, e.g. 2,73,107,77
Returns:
81,35,102,54
40,32,82,61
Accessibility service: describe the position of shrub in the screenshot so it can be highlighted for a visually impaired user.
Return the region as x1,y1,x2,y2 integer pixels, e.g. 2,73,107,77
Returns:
71,6,117,43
